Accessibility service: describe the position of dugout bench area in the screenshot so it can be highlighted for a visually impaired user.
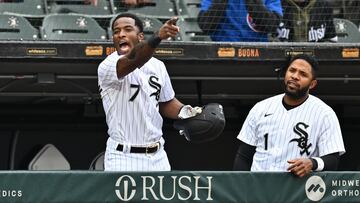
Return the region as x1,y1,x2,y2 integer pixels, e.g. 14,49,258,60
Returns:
0,41,360,172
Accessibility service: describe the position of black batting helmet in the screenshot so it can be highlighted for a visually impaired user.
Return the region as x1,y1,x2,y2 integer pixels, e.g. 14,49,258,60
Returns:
173,103,225,143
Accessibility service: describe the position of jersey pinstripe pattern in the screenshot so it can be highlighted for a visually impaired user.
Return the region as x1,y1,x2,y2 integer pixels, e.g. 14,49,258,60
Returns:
237,93,345,171
98,51,175,171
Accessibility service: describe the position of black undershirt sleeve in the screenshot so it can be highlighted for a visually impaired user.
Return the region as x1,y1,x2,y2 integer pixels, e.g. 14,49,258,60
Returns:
311,152,340,171
233,141,256,171
322,152,341,171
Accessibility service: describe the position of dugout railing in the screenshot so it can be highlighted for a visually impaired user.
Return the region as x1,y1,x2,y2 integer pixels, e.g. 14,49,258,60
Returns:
0,171,359,203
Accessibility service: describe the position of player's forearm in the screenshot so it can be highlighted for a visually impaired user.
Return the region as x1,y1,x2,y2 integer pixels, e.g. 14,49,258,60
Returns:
233,141,256,170
116,35,160,78
159,98,184,119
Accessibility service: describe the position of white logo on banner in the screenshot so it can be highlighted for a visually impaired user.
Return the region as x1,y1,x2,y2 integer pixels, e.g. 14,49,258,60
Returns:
305,175,326,201
115,175,136,201
114,175,213,201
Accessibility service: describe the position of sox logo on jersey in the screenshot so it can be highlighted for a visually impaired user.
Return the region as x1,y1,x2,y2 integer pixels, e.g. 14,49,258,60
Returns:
290,122,312,156
149,75,161,102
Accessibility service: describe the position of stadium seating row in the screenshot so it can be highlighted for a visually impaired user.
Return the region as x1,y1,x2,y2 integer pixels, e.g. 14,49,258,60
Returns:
0,0,199,20
1,0,359,42
0,13,210,41
333,18,360,43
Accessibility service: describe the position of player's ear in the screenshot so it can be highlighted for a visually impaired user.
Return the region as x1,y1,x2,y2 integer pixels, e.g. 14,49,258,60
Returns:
309,79,317,90
138,32,145,41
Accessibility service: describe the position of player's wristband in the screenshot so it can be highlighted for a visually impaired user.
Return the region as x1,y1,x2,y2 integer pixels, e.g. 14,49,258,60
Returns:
311,157,324,171
147,32,162,48
310,158,318,170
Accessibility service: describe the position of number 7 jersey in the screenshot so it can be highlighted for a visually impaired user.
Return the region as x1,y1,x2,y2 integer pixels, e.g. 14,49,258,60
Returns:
237,94,345,171
98,51,175,145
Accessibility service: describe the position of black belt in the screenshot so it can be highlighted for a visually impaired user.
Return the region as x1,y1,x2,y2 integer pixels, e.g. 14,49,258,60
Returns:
116,143,160,154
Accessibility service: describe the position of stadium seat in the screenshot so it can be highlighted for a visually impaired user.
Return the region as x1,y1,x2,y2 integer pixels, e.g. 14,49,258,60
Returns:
175,0,201,20
334,18,360,43
115,0,175,21
175,18,211,41
0,0,46,17
89,151,104,170
47,0,113,16
0,14,39,40
28,144,71,170
41,14,107,41
140,16,163,39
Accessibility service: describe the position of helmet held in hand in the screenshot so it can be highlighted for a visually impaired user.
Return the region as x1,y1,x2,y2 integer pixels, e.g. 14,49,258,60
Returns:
173,103,225,143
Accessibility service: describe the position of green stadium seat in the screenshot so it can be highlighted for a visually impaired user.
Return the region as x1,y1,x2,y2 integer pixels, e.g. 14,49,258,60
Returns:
175,17,211,41
0,14,39,40
47,0,113,16
41,13,107,41
115,0,175,21
334,18,360,43
0,0,46,17
175,0,201,20
140,15,163,39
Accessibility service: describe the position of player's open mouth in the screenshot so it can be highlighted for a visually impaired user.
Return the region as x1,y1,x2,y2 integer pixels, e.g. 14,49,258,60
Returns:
119,41,130,52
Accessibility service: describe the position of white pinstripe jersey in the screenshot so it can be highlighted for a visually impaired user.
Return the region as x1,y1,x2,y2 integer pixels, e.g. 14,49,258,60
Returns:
98,51,175,146
237,94,345,171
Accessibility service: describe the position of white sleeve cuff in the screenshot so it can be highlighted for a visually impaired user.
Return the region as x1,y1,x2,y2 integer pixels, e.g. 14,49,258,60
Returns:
312,157,324,171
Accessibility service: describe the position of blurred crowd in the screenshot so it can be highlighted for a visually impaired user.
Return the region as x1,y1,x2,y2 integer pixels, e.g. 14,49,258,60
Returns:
0,0,359,42
198,0,360,42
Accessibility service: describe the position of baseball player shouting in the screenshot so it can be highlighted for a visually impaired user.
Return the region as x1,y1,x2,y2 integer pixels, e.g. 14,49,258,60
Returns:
98,13,201,171
233,54,345,177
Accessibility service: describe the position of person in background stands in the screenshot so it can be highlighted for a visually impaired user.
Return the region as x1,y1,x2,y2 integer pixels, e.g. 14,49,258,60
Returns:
84,0,97,5
277,0,338,42
121,0,152,8
123,0,151,6
197,0,283,42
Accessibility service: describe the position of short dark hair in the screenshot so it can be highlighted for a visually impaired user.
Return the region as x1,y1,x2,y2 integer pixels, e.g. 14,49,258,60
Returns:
111,13,144,33
285,54,319,79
